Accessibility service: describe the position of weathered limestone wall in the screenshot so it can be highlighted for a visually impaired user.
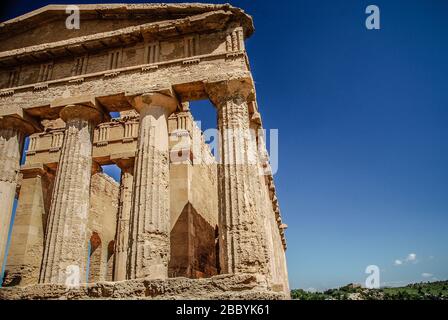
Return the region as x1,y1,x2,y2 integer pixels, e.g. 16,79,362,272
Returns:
88,172,119,282
190,119,219,229
9,110,222,283
0,127,24,274
168,174,219,278
169,163,191,278
3,168,119,287
0,3,289,299
168,111,219,279
2,164,54,287
113,164,134,281
264,193,290,295
252,127,290,296
187,203,219,277
0,273,285,300
188,148,219,278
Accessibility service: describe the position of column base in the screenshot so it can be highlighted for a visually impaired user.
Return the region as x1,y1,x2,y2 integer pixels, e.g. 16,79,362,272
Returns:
0,273,288,300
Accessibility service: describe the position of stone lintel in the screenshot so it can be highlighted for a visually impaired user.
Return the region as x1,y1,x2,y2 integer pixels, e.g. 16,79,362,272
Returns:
0,53,248,113
50,95,97,109
111,152,136,170
20,163,51,178
0,105,42,134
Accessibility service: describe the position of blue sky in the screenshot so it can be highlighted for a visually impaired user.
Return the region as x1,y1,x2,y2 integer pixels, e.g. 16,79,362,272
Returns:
2,0,448,290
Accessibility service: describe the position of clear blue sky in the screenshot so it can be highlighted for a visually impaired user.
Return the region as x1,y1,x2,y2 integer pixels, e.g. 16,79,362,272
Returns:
2,0,448,291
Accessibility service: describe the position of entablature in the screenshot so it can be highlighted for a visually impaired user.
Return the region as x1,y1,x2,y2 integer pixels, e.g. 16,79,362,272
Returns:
0,4,253,53
0,61,252,123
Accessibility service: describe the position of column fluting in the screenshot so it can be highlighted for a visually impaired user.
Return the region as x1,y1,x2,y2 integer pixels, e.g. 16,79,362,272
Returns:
40,104,102,284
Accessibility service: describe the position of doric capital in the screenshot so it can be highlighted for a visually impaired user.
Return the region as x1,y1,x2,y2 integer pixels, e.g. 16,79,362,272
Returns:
129,91,178,116
51,95,105,124
205,73,255,108
59,104,104,124
0,106,42,134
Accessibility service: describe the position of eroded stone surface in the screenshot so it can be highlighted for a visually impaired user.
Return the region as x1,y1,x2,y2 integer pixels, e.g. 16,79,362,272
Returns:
40,106,101,284
0,127,23,272
0,3,289,299
0,274,286,300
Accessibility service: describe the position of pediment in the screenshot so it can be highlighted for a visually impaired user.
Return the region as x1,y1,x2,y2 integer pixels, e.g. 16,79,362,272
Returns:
0,4,253,54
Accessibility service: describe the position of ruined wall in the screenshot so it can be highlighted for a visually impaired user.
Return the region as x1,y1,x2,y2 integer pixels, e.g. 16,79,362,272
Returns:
3,169,119,286
264,192,290,294
2,167,54,287
168,111,219,279
257,152,290,295
87,172,119,282
188,125,219,277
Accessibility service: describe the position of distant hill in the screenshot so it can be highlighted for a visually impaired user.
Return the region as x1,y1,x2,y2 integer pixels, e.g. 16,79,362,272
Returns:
291,280,448,300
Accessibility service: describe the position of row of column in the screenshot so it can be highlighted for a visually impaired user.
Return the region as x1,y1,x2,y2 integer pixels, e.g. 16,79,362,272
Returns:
1,82,275,286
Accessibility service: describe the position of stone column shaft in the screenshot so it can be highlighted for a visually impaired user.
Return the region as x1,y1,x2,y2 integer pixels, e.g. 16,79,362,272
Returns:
40,104,102,284
0,127,23,271
128,93,177,280
113,165,134,281
207,79,269,276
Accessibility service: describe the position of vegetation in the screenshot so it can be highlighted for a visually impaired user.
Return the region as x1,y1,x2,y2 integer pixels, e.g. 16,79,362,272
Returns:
291,280,448,300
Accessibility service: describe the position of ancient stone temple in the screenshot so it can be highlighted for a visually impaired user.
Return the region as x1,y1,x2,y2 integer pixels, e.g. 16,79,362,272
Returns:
0,4,289,299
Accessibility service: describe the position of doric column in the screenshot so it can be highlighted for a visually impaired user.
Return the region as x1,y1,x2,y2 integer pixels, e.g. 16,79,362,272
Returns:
206,78,269,275
3,164,54,287
112,156,134,281
0,108,40,276
40,103,103,284
128,93,177,279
